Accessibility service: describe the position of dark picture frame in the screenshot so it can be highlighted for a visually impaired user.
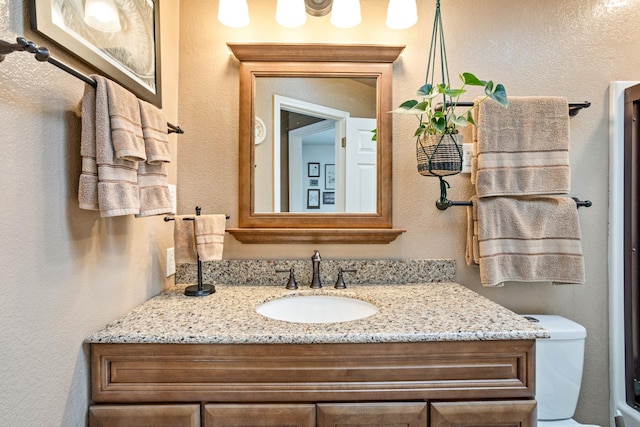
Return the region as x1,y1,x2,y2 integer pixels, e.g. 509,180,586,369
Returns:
325,163,335,190
308,162,320,177
29,0,163,107
323,191,335,205
307,189,320,209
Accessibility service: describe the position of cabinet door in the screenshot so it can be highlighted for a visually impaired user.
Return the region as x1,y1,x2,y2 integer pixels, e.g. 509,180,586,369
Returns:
204,403,315,427
317,402,427,427
89,404,200,427
430,401,536,427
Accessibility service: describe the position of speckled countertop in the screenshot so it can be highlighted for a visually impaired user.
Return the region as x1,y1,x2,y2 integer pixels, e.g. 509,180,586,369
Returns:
86,282,549,344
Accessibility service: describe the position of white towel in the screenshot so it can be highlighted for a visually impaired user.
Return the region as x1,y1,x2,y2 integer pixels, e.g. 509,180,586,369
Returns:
473,196,584,287
472,96,571,197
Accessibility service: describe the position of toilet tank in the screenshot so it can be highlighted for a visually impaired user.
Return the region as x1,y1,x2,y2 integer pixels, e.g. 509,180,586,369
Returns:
523,315,587,421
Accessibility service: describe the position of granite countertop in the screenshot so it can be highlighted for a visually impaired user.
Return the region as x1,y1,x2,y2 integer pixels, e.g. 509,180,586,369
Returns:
86,282,549,344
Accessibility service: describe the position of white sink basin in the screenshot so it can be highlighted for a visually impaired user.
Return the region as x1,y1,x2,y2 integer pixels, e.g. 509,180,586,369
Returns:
256,295,378,324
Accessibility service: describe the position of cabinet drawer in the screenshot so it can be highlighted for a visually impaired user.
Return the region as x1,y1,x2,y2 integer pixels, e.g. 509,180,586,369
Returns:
91,341,534,403
89,404,200,427
430,400,536,427
204,404,315,427
317,402,427,427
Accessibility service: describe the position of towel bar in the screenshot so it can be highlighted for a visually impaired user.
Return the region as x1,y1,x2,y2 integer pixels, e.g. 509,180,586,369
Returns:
0,37,184,134
436,197,592,210
435,100,591,117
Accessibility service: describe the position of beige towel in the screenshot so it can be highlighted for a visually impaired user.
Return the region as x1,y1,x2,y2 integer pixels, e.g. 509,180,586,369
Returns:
105,80,146,162
472,96,571,197
94,76,141,217
79,76,141,216
78,83,99,210
174,216,197,264
136,100,172,217
139,100,171,164
474,196,584,287
465,196,480,266
194,215,226,261
136,161,173,217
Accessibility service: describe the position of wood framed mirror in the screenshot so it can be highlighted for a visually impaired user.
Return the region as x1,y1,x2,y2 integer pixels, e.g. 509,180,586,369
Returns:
226,43,405,244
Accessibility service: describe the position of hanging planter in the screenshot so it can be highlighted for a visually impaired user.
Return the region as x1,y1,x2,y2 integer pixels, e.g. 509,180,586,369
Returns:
416,133,463,177
392,0,509,206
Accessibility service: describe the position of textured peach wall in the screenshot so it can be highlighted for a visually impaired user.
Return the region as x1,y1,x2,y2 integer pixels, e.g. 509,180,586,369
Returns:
177,1,640,425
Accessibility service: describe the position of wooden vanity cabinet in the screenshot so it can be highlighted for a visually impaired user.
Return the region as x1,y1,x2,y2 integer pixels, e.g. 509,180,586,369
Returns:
89,340,536,427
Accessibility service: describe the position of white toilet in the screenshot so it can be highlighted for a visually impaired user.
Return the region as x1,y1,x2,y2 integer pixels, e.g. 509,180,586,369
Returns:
523,314,602,427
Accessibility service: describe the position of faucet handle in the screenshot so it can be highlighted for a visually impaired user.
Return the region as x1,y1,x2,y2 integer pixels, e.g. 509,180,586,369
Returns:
276,268,298,290
334,267,357,289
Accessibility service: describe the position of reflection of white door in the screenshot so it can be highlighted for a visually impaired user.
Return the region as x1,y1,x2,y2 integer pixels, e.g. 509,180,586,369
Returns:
345,118,377,212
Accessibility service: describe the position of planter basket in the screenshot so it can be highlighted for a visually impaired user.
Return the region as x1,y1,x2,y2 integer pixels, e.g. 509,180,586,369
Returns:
416,133,463,177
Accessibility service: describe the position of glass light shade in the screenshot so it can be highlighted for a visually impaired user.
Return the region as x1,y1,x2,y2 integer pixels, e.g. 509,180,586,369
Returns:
276,0,307,27
218,0,250,28
330,0,361,28
84,0,121,33
386,0,418,30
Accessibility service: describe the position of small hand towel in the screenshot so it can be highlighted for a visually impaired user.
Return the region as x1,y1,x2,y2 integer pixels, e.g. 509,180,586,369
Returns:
194,215,226,262
174,216,198,264
475,196,584,287
472,96,571,197
136,161,173,217
94,76,140,217
138,100,171,165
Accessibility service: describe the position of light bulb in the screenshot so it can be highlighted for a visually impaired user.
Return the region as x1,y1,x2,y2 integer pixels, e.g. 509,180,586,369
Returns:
84,0,121,33
330,0,361,28
218,0,250,28
276,0,307,28
386,0,418,30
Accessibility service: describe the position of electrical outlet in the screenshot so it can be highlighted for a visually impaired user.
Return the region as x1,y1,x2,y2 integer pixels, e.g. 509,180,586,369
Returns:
166,247,176,277
461,143,473,174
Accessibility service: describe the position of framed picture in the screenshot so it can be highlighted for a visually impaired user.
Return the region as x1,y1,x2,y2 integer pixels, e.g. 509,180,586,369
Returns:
307,189,320,209
29,0,163,107
309,179,319,187
308,162,320,177
323,192,335,205
325,164,335,190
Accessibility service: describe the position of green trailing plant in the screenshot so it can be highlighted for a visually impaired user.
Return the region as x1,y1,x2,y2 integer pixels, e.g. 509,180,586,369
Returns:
394,72,509,138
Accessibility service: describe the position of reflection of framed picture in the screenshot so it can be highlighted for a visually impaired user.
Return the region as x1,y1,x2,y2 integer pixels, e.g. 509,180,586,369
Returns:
29,0,162,107
325,164,335,189
307,189,320,209
308,162,320,177
323,192,335,205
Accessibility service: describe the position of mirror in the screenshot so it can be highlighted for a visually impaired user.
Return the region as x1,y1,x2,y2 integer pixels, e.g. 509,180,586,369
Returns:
255,77,377,213
227,43,405,244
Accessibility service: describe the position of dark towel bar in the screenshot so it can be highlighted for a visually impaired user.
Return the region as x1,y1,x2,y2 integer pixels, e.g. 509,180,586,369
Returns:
436,101,591,117
0,37,184,134
436,197,592,210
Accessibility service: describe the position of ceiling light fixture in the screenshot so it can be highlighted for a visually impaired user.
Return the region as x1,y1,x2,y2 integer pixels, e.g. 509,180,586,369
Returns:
218,0,417,30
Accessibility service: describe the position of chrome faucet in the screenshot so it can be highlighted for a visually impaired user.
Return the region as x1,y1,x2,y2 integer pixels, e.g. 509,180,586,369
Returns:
310,250,322,289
